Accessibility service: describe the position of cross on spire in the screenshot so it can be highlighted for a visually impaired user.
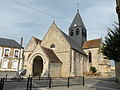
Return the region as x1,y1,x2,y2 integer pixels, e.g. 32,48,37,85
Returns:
77,3,79,13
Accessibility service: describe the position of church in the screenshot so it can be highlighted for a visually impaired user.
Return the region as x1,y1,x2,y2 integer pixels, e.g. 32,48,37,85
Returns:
23,10,111,77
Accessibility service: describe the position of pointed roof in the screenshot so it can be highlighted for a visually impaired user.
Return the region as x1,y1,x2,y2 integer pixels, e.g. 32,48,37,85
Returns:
52,22,86,55
42,21,86,55
33,36,41,44
42,21,58,41
83,38,102,49
59,30,86,55
0,38,23,49
42,47,62,63
70,11,85,28
25,36,41,51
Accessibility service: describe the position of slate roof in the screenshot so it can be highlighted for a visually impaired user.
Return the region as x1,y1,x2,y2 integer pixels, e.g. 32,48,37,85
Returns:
83,38,101,49
59,29,86,55
69,12,85,28
47,22,86,55
0,38,23,49
42,47,62,63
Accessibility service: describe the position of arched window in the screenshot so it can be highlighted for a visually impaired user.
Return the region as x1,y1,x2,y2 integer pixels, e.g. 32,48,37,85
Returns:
70,29,74,36
50,44,55,49
76,28,79,35
88,52,92,63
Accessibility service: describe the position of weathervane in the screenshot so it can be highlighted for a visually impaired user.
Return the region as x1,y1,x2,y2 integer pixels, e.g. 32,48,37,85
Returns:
77,3,79,13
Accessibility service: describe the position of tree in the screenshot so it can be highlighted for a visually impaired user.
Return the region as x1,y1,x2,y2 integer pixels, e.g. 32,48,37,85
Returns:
101,23,120,82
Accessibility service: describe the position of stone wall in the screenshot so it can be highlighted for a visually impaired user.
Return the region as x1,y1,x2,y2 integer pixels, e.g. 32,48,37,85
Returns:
50,63,61,77
41,23,71,77
84,47,111,76
84,48,100,71
25,44,51,77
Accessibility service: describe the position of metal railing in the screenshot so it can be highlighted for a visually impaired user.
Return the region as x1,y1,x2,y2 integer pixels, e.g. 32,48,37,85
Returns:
1,74,85,90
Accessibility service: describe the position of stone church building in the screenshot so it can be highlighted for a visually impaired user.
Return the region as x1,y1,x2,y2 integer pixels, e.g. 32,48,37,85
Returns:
23,11,111,77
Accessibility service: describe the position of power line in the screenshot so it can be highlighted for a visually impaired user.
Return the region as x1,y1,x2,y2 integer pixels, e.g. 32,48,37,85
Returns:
11,0,69,23
10,0,105,36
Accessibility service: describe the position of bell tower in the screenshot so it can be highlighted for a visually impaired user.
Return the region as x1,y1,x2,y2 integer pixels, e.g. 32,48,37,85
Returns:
69,9,87,48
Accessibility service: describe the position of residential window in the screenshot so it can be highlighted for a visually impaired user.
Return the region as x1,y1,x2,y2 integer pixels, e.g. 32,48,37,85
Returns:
88,52,92,63
0,48,2,57
4,48,10,57
2,60,8,69
14,50,19,57
12,60,18,69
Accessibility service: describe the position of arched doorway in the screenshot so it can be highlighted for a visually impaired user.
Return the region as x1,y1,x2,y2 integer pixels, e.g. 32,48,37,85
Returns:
33,56,43,76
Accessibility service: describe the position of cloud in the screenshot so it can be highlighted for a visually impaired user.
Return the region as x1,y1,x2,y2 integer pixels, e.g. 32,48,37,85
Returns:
0,0,118,46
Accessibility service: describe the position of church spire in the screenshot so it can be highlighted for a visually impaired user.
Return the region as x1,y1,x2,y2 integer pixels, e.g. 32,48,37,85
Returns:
69,7,87,47
69,9,85,28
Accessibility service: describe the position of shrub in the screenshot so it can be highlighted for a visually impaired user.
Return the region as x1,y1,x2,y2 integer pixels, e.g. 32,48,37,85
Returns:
90,66,97,74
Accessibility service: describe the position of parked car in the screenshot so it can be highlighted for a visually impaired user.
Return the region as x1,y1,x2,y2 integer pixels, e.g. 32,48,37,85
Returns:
17,69,26,76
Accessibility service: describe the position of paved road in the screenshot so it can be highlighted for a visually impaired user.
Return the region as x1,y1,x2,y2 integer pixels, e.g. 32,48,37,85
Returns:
0,72,120,90
85,77,120,90
2,77,120,90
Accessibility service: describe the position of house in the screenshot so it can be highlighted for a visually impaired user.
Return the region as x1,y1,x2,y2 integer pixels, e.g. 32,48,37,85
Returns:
0,38,24,71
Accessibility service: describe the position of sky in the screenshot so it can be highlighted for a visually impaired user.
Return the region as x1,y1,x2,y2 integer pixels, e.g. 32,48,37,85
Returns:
0,0,118,47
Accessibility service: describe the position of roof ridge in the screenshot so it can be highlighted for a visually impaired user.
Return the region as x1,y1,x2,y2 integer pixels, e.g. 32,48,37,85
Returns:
42,46,62,63
86,38,101,42
59,29,80,45
69,11,85,28
0,38,23,49
0,37,15,41
83,38,102,49
32,36,41,41
58,29,86,55
32,36,41,44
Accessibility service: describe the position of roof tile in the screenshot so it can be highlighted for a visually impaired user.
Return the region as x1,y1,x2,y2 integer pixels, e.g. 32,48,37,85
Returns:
83,38,101,49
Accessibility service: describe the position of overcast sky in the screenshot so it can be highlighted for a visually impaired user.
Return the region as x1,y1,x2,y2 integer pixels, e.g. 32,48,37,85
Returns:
0,0,117,47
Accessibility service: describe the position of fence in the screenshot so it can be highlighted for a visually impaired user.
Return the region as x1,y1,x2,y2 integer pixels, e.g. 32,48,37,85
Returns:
0,78,5,90
0,75,85,90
